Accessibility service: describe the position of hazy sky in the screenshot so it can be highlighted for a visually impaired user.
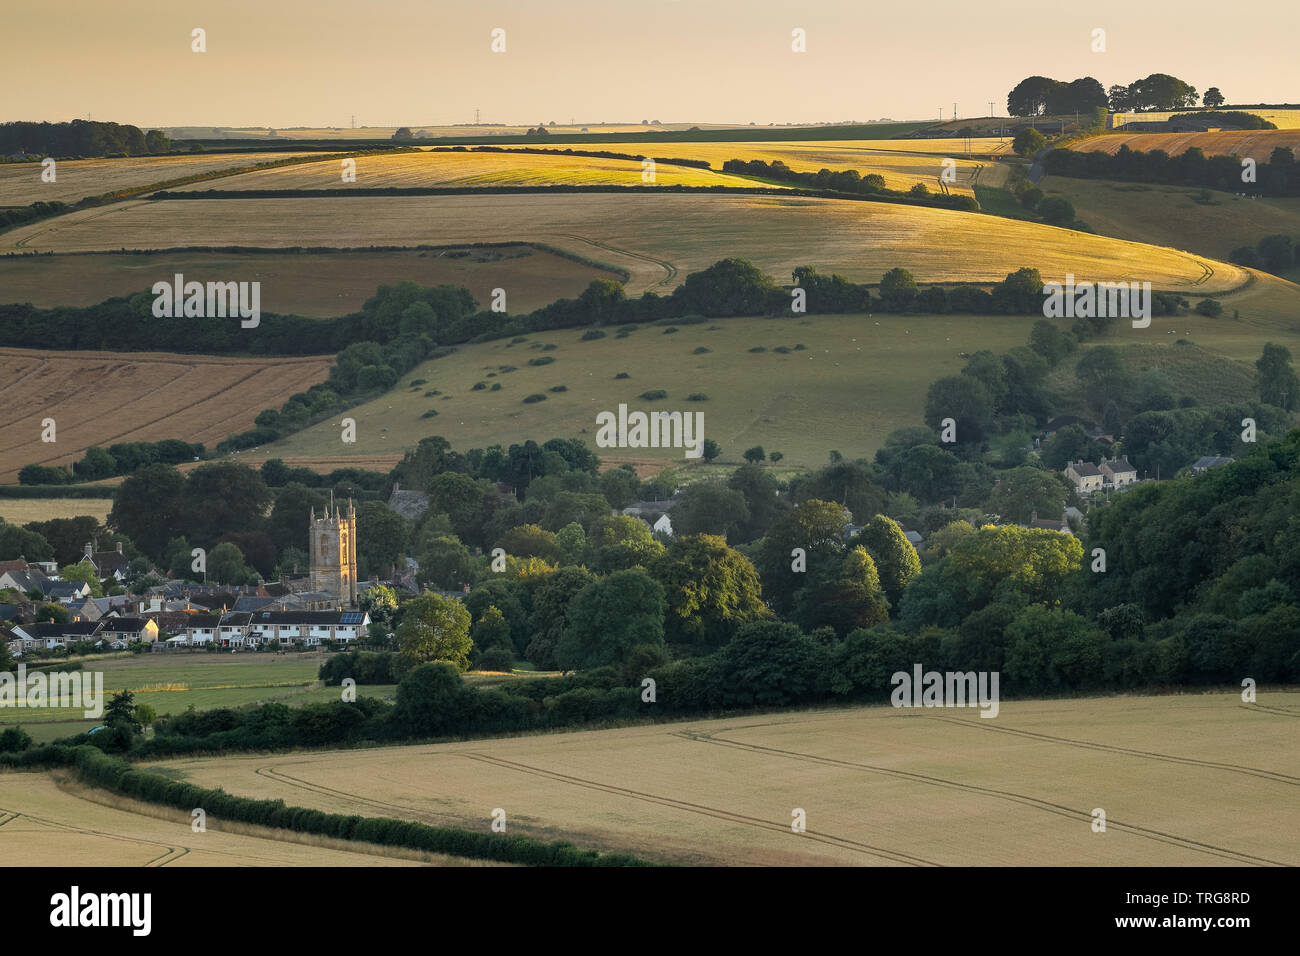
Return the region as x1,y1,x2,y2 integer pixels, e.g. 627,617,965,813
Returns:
9,0,1297,128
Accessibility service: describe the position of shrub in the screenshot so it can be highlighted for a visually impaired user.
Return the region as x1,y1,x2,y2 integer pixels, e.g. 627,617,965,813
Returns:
639,389,668,400
472,382,487,390
409,379,427,387
421,409,439,418
615,372,630,379
523,393,548,403
686,393,708,401
748,346,766,353
662,327,678,334
476,647,516,672
1195,298,1224,317
549,385,568,392
490,383,502,391
581,329,606,341
528,356,556,366
692,347,711,354
542,344,558,351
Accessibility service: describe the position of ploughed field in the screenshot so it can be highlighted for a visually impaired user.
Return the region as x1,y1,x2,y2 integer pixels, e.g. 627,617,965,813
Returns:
149,692,1300,866
0,347,332,483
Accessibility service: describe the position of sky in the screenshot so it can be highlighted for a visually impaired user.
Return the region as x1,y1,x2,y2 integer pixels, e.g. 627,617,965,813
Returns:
7,0,1298,129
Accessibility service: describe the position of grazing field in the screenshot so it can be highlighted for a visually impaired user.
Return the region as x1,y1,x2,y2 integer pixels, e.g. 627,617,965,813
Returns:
0,653,541,741
0,774,446,866
0,347,332,484
3,194,1249,296
1070,129,1300,159
0,152,319,206
260,271,1300,469
0,498,114,525
1039,177,1300,262
171,150,780,191
149,692,1300,866
0,245,621,314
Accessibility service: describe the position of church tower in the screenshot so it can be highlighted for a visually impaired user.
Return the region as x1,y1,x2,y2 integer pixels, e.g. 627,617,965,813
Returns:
309,492,358,606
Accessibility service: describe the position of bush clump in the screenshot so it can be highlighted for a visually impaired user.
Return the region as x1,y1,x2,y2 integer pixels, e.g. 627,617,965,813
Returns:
639,389,668,400
523,393,548,404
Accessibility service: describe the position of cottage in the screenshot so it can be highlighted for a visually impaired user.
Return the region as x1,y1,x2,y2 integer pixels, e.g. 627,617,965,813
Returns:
1099,455,1137,489
1064,460,1104,495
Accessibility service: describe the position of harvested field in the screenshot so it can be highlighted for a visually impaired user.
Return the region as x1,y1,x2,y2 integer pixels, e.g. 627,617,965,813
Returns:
153,692,1300,866
1070,129,1300,159
1,194,1248,296
0,498,113,524
0,245,622,315
0,347,332,483
0,152,319,206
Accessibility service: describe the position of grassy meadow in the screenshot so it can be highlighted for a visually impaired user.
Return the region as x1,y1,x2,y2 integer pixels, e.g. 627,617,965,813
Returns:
147,692,1300,866
1039,176,1300,262
257,277,1300,470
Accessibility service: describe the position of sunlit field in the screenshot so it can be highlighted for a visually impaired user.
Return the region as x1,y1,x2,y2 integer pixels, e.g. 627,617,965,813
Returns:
149,692,1300,866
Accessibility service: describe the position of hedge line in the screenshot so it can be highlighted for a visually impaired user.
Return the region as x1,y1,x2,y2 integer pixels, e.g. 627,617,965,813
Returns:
1,745,653,867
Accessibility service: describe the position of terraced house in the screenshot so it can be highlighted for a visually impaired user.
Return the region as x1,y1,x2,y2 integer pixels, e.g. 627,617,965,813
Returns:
181,610,370,648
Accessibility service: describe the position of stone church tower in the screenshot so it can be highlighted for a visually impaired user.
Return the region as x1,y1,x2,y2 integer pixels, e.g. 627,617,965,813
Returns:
309,492,358,606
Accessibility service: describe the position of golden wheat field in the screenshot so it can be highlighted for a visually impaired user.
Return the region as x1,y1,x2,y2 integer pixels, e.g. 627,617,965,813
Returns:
170,150,778,191
1070,129,1300,159
148,693,1300,866
0,348,332,483
2,194,1248,296
0,152,319,206
167,141,993,195
1109,109,1300,129
0,774,481,866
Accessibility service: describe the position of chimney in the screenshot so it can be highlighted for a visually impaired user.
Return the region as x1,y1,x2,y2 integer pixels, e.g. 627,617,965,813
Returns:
84,542,93,560
116,542,123,554
1031,510,1038,522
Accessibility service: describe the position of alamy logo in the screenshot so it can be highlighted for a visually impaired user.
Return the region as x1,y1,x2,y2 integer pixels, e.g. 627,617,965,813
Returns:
0,664,103,718
1042,274,1151,328
890,664,999,718
595,404,704,459
152,273,261,328
49,886,151,936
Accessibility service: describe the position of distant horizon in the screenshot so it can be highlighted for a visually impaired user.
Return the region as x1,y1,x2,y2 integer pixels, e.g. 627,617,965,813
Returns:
9,0,1297,130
